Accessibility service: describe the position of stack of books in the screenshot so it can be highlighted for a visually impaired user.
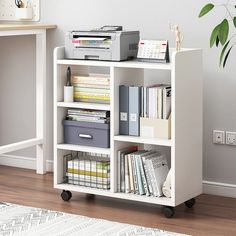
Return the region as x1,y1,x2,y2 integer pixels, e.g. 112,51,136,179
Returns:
66,109,110,124
117,146,169,197
66,153,110,190
119,84,171,136
72,74,110,104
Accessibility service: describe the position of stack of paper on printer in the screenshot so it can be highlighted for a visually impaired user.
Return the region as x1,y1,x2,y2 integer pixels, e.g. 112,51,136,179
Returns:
72,74,110,104
117,146,169,197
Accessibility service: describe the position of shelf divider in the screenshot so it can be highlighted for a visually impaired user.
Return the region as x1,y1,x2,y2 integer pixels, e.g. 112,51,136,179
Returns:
114,135,173,147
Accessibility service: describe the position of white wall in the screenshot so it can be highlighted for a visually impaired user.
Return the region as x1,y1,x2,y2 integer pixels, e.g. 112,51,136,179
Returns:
0,0,236,187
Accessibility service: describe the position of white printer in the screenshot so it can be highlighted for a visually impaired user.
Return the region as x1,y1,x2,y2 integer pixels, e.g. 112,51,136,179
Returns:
65,26,140,61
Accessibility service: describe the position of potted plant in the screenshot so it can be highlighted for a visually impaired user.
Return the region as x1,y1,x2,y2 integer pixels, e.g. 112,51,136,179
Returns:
199,2,236,67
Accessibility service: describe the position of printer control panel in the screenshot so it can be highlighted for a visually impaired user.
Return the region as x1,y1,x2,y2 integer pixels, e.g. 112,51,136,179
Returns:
94,25,123,31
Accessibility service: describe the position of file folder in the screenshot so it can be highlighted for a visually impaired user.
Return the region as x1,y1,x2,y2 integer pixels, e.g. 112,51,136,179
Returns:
129,86,141,136
119,85,129,135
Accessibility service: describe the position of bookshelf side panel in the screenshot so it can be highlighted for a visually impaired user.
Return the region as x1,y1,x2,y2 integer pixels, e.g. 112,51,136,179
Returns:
172,49,203,205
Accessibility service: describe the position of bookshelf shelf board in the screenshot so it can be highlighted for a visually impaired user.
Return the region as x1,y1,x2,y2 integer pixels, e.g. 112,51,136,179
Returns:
57,102,110,111
56,59,171,70
57,144,111,155
114,135,173,147
55,184,174,206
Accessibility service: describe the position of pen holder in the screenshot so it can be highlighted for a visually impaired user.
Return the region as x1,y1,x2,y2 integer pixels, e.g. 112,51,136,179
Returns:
15,8,33,20
64,86,74,102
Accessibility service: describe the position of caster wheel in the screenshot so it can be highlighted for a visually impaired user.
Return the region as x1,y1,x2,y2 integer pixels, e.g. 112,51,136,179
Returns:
61,190,72,201
86,194,95,200
163,206,175,218
185,198,196,208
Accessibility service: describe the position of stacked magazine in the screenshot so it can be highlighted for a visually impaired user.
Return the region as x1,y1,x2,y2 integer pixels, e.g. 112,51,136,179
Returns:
72,74,110,104
66,109,110,124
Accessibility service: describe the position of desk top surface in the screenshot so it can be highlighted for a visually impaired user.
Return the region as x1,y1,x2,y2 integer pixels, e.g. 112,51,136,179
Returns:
0,23,57,31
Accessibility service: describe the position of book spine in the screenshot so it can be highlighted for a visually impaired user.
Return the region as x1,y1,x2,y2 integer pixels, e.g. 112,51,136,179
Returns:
135,155,145,195
147,159,159,197
125,154,130,193
131,154,138,194
138,156,150,196
143,159,153,196
117,151,121,192
74,87,110,94
128,154,135,193
120,153,125,193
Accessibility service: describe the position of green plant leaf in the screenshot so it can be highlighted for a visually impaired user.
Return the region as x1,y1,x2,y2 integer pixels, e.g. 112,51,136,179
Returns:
220,40,230,66
233,17,236,28
223,46,233,68
199,3,214,17
216,36,220,47
210,24,220,47
218,19,229,45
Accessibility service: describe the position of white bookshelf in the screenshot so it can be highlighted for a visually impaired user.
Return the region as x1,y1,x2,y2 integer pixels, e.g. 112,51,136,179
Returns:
54,47,202,217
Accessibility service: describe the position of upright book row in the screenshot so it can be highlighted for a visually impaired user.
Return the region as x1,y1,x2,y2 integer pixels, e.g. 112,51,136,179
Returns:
119,84,171,136
117,146,170,197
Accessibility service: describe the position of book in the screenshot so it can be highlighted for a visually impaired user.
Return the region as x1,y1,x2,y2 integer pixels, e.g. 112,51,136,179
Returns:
125,154,130,193
146,154,169,197
134,151,146,195
73,84,110,89
74,94,110,100
117,146,138,192
74,98,110,104
162,85,171,119
74,87,110,94
128,153,135,193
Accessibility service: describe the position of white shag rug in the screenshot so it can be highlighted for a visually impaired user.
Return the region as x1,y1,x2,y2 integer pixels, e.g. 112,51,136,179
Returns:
0,202,187,236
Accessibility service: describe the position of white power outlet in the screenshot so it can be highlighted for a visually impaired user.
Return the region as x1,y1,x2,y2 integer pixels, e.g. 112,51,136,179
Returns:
226,131,236,145
213,130,225,144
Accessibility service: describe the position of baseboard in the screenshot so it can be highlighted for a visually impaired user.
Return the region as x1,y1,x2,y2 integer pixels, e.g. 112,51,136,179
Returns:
203,181,236,198
0,154,53,172
0,155,235,198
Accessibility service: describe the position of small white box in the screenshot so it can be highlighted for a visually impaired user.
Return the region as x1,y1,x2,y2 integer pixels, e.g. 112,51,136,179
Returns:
15,8,33,20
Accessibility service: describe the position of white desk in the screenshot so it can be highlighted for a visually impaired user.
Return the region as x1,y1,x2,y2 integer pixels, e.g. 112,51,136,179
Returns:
0,24,56,174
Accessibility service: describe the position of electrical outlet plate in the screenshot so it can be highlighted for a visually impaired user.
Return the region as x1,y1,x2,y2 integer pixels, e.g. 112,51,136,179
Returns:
213,130,225,144
0,0,40,22
226,131,236,146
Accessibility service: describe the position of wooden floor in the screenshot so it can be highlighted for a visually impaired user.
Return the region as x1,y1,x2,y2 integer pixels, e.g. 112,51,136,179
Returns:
0,166,235,236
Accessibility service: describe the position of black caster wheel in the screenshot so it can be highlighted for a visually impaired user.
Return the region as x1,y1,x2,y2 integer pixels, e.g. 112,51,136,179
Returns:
163,206,175,218
61,190,72,201
185,198,196,208
86,194,95,200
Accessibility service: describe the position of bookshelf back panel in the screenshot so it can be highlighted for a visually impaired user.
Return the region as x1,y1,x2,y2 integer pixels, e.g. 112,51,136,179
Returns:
57,108,67,144
144,70,171,87
113,67,144,136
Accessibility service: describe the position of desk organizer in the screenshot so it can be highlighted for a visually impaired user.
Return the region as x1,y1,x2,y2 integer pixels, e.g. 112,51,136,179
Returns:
140,115,171,139
63,120,110,148
64,153,110,190
15,8,33,20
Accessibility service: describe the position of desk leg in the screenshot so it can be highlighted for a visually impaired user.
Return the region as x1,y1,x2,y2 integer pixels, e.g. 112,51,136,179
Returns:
36,30,47,174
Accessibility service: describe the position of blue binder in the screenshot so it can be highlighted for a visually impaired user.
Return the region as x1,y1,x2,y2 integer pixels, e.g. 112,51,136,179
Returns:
129,86,141,136
119,85,129,135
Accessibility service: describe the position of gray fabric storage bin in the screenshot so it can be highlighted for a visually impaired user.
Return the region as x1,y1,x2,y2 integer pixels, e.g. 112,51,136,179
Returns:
63,120,110,148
